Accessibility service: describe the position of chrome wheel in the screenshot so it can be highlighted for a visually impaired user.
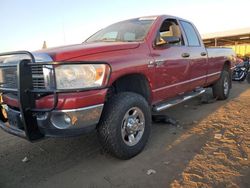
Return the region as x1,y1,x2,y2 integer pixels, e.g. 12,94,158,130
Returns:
121,107,145,146
223,76,229,95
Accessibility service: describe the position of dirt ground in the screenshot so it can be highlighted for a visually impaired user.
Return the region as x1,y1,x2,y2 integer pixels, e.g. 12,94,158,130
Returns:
0,82,249,188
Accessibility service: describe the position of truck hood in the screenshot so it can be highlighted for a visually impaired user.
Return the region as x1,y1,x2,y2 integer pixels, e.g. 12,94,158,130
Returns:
35,42,140,61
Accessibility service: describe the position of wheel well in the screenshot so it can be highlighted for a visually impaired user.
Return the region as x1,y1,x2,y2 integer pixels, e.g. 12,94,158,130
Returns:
108,74,151,103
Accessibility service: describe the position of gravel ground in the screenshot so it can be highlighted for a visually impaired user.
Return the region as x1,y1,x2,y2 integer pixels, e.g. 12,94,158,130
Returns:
0,82,249,188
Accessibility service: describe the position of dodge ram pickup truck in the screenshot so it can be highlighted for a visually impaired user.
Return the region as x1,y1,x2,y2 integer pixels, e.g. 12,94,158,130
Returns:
0,15,236,159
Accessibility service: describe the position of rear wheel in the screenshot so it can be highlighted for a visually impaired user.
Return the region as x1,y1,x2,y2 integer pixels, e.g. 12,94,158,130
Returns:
97,92,151,159
212,70,230,100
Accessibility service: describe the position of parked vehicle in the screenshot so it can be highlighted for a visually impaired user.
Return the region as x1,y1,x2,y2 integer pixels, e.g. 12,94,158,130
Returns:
232,57,250,81
0,15,236,159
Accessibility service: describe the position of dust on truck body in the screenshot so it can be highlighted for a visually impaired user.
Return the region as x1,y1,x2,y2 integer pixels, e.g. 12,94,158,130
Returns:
0,15,236,159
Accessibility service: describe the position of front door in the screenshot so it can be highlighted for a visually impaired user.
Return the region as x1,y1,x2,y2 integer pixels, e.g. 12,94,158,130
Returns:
151,18,191,103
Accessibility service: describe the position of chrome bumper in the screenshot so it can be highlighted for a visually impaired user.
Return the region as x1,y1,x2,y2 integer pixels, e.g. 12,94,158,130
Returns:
37,104,104,137
0,104,104,138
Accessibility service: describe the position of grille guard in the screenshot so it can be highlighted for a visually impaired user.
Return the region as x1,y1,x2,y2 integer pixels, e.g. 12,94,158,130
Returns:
0,51,109,141
0,51,44,140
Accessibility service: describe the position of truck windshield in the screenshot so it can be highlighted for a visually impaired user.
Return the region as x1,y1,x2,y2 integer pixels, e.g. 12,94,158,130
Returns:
85,17,156,43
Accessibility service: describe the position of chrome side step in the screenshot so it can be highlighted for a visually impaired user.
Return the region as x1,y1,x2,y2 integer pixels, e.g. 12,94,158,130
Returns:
153,89,206,112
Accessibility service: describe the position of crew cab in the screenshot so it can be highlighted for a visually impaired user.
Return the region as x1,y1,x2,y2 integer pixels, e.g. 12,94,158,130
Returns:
0,15,236,159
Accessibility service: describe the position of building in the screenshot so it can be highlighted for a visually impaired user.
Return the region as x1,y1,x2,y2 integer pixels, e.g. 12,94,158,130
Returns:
202,27,250,57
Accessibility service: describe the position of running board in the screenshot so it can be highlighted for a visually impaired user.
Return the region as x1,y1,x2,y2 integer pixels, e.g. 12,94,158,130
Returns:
153,89,206,112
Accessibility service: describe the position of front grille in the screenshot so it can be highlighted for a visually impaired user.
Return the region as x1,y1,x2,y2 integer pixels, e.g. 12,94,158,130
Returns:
31,65,45,89
0,64,45,91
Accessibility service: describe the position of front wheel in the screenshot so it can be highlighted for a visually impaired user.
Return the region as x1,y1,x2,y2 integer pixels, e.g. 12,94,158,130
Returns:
212,70,231,100
97,92,151,159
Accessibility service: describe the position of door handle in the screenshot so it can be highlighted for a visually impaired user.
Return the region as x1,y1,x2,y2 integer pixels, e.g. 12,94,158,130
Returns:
182,53,190,58
201,52,207,56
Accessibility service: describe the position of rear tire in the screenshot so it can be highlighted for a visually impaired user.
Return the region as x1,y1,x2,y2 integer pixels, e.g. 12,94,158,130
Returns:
97,92,151,159
212,70,230,100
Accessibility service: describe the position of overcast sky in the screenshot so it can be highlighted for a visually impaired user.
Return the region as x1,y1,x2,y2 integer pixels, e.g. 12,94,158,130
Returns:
0,0,249,52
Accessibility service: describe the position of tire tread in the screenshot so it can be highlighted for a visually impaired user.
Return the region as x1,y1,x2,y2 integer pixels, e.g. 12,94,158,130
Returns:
97,92,151,159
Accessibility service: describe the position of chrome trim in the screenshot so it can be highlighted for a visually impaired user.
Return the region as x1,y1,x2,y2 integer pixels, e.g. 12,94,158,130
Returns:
0,52,53,63
153,71,221,92
148,60,155,65
43,65,55,89
54,104,104,113
154,89,206,112
37,104,104,130
207,71,221,77
32,53,54,89
32,53,53,63
0,88,18,92
121,107,145,146
148,60,155,68
154,59,165,67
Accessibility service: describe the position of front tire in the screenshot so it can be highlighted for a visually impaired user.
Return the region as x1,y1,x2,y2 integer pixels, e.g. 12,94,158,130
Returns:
212,70,230,100
97,92,151,159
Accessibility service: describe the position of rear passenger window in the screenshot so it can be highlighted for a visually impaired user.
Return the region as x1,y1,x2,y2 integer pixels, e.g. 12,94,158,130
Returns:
180,21,200,46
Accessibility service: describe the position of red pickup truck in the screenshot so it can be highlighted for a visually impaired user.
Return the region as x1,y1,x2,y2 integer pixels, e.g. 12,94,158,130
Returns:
0,15,236,159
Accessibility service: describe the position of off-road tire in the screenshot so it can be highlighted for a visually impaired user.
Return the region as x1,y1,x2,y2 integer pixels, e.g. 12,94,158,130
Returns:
97,92,151,159
212,70,230,100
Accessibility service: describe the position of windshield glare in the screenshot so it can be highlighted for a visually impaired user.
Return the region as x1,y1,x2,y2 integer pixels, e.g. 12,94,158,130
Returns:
85,18,156,43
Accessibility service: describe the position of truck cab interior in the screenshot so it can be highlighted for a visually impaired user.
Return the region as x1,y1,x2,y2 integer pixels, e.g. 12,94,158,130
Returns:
156,19,184,46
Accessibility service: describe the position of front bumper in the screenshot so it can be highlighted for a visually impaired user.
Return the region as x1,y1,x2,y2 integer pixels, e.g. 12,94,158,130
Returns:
37,104,103,137
0,104,103,138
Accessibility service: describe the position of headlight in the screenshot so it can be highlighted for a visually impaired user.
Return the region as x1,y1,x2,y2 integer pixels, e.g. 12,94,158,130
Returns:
55,64,110,89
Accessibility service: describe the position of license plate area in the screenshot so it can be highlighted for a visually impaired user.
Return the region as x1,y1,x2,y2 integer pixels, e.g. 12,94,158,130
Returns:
6,108,24,129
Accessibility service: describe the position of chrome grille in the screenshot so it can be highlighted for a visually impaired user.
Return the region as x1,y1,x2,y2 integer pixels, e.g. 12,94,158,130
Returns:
0,64,45,90
31,65,45,89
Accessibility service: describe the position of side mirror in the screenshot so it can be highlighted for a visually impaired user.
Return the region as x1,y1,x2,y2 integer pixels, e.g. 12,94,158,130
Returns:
164,36,180,44
156,36,180,46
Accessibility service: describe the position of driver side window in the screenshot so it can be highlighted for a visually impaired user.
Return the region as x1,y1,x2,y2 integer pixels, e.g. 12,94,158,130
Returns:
156,19,184,46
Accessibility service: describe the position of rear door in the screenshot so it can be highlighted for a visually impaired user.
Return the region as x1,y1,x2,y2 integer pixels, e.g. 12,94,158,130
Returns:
179,20,208,90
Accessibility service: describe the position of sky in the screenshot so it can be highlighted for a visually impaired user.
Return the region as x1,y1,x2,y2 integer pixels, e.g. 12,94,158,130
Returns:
0,0,249,52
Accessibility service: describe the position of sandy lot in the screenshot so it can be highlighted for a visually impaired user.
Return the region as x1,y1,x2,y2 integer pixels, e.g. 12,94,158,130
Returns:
0,82,249,188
